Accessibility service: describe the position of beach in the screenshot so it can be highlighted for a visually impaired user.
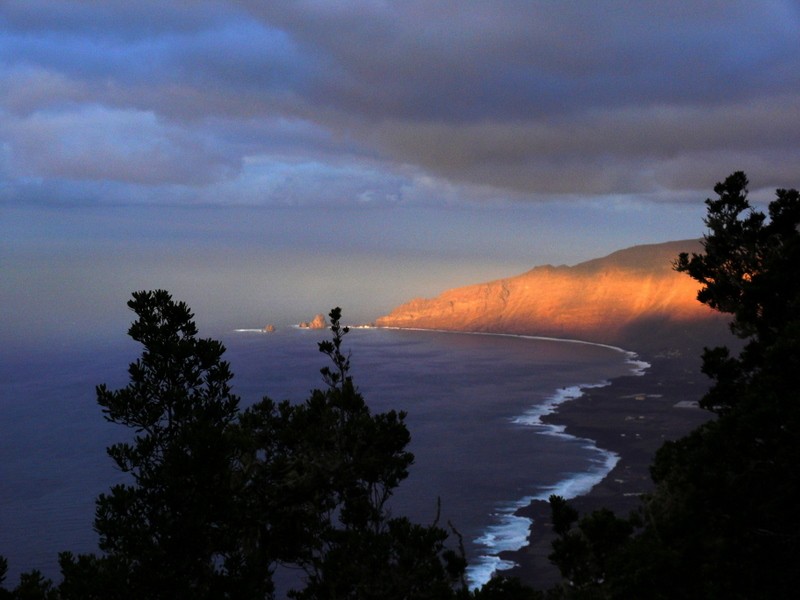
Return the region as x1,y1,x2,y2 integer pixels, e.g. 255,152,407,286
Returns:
501,343,716,589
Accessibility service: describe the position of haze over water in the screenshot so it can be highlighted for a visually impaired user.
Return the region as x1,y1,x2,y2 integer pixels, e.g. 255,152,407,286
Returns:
0,325,640,588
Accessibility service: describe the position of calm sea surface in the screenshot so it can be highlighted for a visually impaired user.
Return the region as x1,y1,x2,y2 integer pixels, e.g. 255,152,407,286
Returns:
0,327,641,587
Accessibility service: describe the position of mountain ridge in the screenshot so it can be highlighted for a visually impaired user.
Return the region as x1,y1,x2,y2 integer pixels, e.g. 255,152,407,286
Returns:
376,240,729,353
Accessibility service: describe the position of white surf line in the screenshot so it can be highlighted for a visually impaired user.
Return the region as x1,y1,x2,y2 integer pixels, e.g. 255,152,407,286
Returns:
465,379,621,589
375,326,650,588
376,326,651,376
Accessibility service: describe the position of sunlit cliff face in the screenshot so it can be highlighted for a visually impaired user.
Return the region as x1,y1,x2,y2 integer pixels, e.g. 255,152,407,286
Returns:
376,240,723,347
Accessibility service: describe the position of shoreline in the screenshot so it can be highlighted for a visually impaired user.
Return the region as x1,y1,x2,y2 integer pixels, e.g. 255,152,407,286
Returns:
374,325,718,590
373,326,684,589
245,324,717,590
465,381,627,588
500,347,713,589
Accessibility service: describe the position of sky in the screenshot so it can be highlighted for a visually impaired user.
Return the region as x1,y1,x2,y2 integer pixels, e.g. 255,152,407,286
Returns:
2,0,800,345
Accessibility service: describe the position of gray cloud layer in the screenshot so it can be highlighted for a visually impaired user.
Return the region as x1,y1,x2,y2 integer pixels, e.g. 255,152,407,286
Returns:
2,0,799,205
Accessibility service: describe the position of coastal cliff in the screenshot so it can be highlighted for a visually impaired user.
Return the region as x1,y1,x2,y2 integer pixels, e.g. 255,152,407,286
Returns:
377,240,727,352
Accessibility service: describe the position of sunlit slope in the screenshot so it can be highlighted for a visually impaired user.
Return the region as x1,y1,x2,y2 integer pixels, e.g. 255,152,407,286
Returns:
376,240,724,348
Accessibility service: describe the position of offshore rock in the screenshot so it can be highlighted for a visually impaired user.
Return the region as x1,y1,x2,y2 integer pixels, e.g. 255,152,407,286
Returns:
298,314,327,329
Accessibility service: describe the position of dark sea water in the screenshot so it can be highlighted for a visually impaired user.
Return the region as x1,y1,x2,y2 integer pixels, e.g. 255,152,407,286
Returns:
0,327,643,588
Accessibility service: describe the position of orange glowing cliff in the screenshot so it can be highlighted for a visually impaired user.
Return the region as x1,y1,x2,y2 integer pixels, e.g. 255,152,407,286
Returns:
376,240,728,351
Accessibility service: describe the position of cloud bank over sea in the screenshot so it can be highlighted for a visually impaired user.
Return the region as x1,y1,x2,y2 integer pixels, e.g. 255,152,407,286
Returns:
3,1,799,211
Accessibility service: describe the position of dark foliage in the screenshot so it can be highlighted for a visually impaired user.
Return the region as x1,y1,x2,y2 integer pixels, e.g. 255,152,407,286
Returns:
470,576,543,600
0,559,58,600
239,307,467,598
546,172,800,598
642,172,800,597
2,296,481,598
59,290,268,599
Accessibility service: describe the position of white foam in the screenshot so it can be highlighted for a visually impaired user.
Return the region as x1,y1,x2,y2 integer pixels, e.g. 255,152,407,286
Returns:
511,382,609,432
466,555,518,590
376,327,652,590
466,449,619,589
377,328,651,589
474,510,533,551
625,352,651,376
379,326,651,378
466,381,622,590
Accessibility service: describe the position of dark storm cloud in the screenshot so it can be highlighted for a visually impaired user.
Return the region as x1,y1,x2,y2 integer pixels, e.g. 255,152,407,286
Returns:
238,0,800,194
2,0,799,202
242,1,800,120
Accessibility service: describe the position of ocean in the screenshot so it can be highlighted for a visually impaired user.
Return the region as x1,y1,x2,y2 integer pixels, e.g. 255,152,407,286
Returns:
0,326,644,589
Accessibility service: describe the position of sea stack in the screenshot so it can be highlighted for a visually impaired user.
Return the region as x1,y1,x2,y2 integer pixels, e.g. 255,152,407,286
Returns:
298,314,327,329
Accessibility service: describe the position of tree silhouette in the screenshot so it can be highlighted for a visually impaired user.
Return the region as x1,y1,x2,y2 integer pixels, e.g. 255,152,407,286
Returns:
239,307,466,598
60,290,270,599
547,172,800,598
51,297,470,599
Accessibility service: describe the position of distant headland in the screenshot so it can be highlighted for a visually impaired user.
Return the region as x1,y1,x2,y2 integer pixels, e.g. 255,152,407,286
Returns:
376,240,729,354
